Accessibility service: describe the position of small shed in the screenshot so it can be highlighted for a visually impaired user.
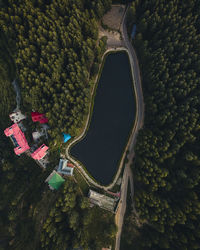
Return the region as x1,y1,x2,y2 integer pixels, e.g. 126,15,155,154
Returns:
45,170,65,190
63,133,71,143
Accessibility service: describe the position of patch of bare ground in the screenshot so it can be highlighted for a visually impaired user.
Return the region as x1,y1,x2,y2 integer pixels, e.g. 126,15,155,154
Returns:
99,5,126,49
99,25,123,48
102,5,125,30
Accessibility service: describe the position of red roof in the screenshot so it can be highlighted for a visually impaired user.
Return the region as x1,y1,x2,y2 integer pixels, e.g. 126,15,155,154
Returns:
31,112,48,124
31,144,48,160
67,162,74,168
4,123,30,155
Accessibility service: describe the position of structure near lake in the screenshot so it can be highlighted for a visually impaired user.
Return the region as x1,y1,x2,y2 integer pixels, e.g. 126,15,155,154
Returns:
4,123,30,155
88,189,117,212
45,170,65,190
57,158,74,176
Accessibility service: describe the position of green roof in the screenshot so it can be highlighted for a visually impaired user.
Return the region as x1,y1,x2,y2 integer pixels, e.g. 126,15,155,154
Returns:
48,172,65,190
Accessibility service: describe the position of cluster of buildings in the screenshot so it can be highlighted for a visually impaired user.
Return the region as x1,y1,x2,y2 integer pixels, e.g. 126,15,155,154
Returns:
4,111,119,211
4,110,74,191
45,158,75,190
4,111,49,166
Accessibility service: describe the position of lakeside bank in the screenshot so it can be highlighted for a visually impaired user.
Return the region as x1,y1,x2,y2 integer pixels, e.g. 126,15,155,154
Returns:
70,51,136,185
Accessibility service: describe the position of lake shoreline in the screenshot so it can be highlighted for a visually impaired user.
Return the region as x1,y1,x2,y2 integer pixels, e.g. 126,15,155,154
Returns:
70,51,136,185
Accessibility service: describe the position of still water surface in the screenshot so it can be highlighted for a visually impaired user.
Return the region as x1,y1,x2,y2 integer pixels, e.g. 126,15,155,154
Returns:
71,52,135,185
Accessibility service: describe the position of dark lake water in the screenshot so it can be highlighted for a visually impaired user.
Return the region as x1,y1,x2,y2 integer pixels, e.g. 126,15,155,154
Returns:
70,52,136,185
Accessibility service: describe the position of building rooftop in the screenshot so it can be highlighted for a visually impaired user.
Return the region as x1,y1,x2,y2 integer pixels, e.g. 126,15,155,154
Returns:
57,158,74,176
4,123,30,155
9,111,26,123
45,170,65,190
31,144,48,160
31,112,48,124
63,133,71,143
88,189,117,212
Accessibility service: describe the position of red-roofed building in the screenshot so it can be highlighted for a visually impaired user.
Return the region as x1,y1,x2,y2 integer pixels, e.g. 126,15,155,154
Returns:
31,112,48,124
4,123,30,155
31,144,48,160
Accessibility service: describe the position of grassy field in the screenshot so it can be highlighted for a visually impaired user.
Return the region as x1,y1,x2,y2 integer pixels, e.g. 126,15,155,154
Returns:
74,168,90,196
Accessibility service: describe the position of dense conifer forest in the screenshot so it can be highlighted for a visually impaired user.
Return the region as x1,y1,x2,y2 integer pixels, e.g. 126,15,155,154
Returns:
0,35,115,250
0,0,110,143
122,0,200,249
0,0,117,249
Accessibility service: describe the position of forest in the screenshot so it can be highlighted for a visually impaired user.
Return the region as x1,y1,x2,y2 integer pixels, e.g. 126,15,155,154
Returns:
122,0,200,249
0,0,110,145
0,0,117,249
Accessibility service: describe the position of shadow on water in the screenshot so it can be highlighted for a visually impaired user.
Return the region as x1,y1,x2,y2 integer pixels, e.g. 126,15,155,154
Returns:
71,52,136,185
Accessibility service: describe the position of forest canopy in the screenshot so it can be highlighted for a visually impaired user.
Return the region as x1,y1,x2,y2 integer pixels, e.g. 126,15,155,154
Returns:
0,0,111,143
0,1,117,249
123,0,200,249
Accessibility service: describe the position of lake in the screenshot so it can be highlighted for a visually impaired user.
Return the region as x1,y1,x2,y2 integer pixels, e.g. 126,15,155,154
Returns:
70,52,136,185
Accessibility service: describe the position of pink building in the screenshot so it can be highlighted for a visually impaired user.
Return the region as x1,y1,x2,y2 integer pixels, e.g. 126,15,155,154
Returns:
31,144,48,160
4,124,30,155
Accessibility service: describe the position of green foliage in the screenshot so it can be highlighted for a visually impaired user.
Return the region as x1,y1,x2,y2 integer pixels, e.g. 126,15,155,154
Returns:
124,0,200,249
0,32,15,122
0,1,116,249
40,179,116,249
0,0,111,141
0,0,116,250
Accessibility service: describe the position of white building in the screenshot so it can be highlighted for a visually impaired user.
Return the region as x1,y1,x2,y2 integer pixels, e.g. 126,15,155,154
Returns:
9,111,26,123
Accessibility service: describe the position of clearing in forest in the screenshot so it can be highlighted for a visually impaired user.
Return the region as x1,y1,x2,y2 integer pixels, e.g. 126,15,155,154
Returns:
102,5,125,30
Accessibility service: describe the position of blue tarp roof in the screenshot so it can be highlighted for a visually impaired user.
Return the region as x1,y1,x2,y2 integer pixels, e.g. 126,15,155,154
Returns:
63,133,71,143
